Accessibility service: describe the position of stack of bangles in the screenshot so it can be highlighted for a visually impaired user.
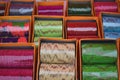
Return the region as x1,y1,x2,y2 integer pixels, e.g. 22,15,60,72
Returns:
0,20,30,43
0,4,5,16
38,5,63,16
94,2,118,16
102,15,120,39
9,2,33,15
39,40,76,80
66,21,98,39
0,46,34,80
81,40,118,80
68,1,92,16
34,19,63,45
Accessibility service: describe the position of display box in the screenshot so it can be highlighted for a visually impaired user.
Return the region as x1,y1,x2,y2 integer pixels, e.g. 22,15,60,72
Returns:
0,16,32,43
64,16,101,39
100,12,120,39
36,1,65,16
36,38,78,80
93,0,119,16
0,1,7,16
32,15,64,45
118,1,120,12
117,38,120,61
79,39,119,80
67,0,94,16
0,43,36,80
7,0,35,16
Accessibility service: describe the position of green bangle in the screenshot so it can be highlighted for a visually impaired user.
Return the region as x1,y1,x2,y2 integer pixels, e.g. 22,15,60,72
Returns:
82,42,117,64
83,65,118,80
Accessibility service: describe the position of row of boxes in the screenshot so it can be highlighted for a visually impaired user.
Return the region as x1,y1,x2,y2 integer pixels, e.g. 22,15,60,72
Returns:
1,12,120,43
0,38,120,80
0,0,120,16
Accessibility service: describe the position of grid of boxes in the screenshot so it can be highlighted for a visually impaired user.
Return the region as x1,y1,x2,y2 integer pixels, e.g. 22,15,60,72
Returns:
0,0,120,80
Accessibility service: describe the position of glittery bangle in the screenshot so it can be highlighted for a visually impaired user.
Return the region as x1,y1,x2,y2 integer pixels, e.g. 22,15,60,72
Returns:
39,64,75,80
34,20,63,43
0,69,33,80
83,65,118,80
81,41,117,64
0,49,34,68
40,42,75,64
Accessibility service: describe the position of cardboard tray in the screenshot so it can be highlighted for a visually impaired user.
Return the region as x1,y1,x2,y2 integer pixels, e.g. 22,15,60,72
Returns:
0,43,37,80
0,16,32,42
36,1,65,16
32,15,65,43
79,38,120,80
36,38,78,80
64,16,101,39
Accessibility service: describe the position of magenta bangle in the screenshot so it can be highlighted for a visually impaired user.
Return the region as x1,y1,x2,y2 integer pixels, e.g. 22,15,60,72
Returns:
0,68,32,76
38,12,63,15
38,5,63,10
0,49,34,68
67,35,99,39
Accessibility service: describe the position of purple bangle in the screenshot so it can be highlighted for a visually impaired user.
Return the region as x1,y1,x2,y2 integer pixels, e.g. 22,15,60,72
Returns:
1,37,28,43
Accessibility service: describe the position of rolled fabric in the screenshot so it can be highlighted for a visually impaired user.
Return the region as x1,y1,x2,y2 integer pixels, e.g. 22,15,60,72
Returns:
40,42,75,64
0,69,33,80
68,1,91,16
82,65,118,80
66,21,98,37
39,64,75,80
34,20,62,43
38,5,63,16
82,41,117,64
0,46,34,68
